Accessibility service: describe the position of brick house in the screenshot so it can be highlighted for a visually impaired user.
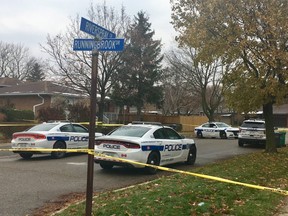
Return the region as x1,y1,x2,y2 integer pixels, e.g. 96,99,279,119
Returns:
0,78,87,117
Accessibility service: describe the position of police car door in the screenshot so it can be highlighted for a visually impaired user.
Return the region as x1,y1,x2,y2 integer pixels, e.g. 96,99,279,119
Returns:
59,124,87,149
201,123,212,137
71,124,89,148
209,123,218,137
162,128,184,161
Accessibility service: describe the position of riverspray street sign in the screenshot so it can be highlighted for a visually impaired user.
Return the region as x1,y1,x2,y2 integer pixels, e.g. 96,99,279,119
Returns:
80,17,116,39
73,38,124,51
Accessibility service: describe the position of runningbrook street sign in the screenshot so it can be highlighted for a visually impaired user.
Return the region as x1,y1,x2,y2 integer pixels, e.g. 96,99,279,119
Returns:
73,38,124,51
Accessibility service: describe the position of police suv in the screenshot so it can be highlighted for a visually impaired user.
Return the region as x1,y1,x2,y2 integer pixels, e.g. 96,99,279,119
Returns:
94,122,197,174
11,121,103,159
238,119,266,147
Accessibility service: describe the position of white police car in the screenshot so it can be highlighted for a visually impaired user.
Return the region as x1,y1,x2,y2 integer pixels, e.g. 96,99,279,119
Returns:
194,122,239,139
238,119,266,147
94,122,197,174
11,121,103,159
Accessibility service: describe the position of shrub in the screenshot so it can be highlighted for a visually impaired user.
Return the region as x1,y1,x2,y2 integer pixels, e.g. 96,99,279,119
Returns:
0,112,7,122
0,108,34,122
37,107,66,122
68,102,90,122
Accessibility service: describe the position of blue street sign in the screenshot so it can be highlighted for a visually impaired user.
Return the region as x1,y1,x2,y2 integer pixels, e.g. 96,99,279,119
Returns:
73,38,124,51
80,17,116,39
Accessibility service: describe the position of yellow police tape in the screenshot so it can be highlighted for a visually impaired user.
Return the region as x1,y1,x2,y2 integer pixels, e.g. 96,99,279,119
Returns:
1,147,288,196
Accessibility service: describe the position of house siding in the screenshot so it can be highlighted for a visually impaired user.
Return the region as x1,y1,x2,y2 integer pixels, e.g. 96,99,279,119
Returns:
0,95,51,112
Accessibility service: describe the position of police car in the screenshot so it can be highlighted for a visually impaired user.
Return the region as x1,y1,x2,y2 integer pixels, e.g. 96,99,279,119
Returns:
194,122,239,139
94,122,197,174
11,121,103,159
238,119,266,147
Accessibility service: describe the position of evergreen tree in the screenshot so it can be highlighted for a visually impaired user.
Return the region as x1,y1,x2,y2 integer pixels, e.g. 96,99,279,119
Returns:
112,11,164,120
26,62,45,82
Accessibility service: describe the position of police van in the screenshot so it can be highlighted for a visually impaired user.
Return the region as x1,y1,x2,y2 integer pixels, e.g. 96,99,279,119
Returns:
94,122,197,174
11,121,103,159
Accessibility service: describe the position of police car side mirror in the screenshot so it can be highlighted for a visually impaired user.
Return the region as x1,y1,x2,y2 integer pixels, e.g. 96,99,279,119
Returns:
181,135,185,139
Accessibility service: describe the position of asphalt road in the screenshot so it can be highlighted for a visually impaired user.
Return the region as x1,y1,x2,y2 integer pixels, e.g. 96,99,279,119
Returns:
0,138,262,216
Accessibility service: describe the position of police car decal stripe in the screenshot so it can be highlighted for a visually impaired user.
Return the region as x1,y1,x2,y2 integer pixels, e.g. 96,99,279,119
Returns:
141,144,193,151
47,136,70,141
141,145,164,151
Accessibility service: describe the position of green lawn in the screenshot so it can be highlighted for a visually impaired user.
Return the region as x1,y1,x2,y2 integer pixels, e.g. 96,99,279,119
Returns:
56,147,288,216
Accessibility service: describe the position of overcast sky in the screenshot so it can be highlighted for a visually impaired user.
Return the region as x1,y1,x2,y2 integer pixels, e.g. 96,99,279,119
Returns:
0,0,177,58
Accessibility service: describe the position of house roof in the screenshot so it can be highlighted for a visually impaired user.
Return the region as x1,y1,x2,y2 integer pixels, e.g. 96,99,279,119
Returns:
247,104,288,115
0,81,86,97
0,77,23,87
273,104,288,114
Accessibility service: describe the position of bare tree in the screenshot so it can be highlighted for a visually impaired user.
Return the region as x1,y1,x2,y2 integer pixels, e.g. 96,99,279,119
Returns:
162,67,200,115
41,2,130,121
165,47,228,121
0,41,37,80
0,41,12,77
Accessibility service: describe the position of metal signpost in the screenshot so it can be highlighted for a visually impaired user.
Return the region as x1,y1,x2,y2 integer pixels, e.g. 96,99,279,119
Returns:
73,17,124,216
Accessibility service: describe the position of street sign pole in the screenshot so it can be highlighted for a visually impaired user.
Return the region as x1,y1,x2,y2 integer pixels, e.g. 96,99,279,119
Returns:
86,50,98,216
74,17,123,216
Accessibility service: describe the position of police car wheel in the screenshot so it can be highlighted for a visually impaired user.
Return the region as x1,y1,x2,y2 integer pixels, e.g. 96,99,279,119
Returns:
99,163,113,170
186,145,196,165
220,131,227,139
19,153,33,159
145,151,160,174
51,141,66,159
197,131,203,138
238,140,244,147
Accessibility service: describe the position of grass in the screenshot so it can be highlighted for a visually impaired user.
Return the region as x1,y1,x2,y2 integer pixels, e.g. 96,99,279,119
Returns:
56,147,288,216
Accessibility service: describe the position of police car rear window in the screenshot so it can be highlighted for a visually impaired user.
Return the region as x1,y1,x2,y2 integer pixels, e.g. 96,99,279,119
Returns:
241,122,265,128
109,126,150,137
27,123,58,131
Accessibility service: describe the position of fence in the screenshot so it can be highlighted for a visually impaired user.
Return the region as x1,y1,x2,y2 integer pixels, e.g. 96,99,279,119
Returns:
118,114,208,132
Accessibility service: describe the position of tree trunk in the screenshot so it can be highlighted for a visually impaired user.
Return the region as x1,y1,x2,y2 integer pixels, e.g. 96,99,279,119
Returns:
263,102,277,153
136,106,142,121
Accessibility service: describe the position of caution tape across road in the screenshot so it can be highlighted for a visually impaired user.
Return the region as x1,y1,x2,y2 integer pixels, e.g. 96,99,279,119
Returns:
1,147,288,196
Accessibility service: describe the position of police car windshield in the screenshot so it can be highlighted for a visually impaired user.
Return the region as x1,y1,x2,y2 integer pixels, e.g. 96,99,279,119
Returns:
215,123,230,127
109,126,150,137
27,123,58,131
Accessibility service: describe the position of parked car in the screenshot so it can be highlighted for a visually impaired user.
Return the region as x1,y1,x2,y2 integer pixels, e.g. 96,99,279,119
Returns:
238,119,266,147
94,121,197,174
11,121,103,159
194,122,239,139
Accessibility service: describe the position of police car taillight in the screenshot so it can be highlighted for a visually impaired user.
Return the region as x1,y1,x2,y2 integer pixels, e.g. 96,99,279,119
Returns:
12,133,46,140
